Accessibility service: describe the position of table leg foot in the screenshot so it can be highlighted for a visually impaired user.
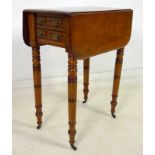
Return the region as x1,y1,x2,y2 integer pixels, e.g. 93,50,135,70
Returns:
70,144,77,150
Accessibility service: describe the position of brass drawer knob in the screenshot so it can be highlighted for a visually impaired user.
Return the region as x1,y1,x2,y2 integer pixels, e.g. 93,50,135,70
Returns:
52,33,61,41
37,17,45,24
52,19,61,27
37,31,44,38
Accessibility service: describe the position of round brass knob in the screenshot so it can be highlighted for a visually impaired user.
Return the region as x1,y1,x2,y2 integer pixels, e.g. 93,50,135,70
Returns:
52,33,61,41
52,19,61,27
37,31,44,38
37,17,45,24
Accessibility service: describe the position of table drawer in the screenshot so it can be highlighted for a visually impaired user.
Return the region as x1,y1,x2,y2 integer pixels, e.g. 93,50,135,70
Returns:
36,16,66,28
36,29,66,47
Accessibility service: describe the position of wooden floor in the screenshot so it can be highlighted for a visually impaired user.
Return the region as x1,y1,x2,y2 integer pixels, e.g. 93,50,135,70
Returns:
12,70,142,155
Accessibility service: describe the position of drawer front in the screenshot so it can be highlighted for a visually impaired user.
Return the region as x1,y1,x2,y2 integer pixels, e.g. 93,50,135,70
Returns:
36,16,66,29
36,29,66,47
36,29,65,41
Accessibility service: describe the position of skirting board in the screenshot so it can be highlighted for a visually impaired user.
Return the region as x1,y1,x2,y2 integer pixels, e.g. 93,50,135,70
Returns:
13,68,142,88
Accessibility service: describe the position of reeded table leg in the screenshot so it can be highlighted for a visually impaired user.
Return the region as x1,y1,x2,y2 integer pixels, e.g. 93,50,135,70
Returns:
32,46,43,129
68,53,77,150
111,48,124,118
83,58,90,103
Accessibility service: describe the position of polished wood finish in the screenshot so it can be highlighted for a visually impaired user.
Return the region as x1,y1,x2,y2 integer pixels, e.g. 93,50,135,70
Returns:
22,7,133,150
27,13,43,129
68,53,77,150
23,8,133,59
32,46,43,129
111,48,124,118
83,58,90,103
70,11,132,59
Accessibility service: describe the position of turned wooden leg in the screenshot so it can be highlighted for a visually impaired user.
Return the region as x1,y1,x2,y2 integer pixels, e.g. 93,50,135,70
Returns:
32,46,43,129
83,58,90,103
68,53,77,150
111,48,124,118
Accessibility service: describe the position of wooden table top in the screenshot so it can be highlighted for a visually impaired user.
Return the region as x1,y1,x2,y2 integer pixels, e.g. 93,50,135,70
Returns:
23,7,131,14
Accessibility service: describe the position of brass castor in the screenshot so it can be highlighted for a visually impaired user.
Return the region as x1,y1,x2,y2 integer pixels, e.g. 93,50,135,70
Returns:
70,144,77,150
37,124,41,129
111,113,116,118
82,97,88,104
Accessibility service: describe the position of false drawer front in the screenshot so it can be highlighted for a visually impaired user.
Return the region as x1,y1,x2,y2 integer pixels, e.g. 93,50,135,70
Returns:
36,29,66,47
36,16,66,31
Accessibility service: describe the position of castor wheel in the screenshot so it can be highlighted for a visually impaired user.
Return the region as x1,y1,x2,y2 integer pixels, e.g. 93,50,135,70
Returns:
111,113,116,118
36,124,41,129
70,144,77,150
82,97,87,104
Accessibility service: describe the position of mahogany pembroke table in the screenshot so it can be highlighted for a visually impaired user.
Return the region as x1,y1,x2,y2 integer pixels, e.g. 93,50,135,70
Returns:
23,7,133,150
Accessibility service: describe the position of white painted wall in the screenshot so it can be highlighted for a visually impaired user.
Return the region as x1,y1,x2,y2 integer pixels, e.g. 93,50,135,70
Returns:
12,0,142,81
